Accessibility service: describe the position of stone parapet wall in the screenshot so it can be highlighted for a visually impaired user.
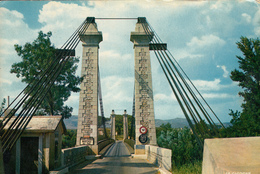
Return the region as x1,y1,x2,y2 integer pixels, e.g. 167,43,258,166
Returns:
124,139,135,149
98,139,115,152
61,139,114,169
145,145,172,172
61,145,91,168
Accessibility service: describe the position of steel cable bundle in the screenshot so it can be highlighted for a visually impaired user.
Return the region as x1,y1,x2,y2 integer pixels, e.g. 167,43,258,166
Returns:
0,18,95,154
139,18,225,149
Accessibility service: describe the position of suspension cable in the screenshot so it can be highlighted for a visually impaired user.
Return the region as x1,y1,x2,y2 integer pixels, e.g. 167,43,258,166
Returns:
139,18,225,148
98,66,108,138
1,18,91,153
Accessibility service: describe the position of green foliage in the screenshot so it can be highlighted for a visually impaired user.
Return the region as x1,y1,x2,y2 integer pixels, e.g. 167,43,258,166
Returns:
10,31,82,119
98,128,111,141
0,98,6,115
157,126,202,168
172,160,202,174
115,115,123,135
124,139,135,149
62,129,76,149
115,114,134,137
128,115,135,139
98,116,110,127
228,36,260,137
156,122,172,138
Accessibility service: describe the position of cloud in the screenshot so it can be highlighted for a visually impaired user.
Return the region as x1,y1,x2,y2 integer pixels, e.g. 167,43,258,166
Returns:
242,13,252,23
173,34,225,61
0,8,38,96
102,76,133,101
1,1,257,121
210,1,233,12
217,65,229,78
201,93,235,99
191,78,233,91
0,7,24,23
0,78,12,85
174,50,203,60
0,7,34,40
253,9,260,36
187,34,225,51
154,93,176,102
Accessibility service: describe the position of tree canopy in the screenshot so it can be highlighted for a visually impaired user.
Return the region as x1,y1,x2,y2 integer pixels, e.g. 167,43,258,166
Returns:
0,98,6,115
10,31,82,119
229,36,260,136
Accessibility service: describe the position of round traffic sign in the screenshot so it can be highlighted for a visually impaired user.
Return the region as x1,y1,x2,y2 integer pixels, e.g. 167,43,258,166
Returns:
139,126,147,134
139,134,148,144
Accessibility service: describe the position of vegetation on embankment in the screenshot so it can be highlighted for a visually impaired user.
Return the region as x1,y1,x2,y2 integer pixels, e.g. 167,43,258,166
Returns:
156,124,202,173
172,160,202,174
62,129,77,149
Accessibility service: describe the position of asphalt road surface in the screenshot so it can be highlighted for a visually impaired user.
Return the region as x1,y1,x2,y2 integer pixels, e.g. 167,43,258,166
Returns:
71,141,158,174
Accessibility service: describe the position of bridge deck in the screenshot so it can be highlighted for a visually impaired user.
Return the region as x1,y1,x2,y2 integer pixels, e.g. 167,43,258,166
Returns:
70,141,158,174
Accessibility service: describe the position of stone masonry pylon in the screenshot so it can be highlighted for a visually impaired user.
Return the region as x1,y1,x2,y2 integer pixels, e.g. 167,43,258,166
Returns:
76,17,102,155
130,17,157,147
123,110,128,140
110,110,116,140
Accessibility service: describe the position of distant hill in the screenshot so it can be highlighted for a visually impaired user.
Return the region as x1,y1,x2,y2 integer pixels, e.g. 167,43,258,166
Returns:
63,115,231,130
63,115,78,130
155,118,190,128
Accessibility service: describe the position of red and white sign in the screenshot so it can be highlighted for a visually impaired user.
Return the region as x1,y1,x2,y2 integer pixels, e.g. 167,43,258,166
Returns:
139,126,147,134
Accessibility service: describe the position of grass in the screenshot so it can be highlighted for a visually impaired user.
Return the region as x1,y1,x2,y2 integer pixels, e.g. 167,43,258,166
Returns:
172,161,202,174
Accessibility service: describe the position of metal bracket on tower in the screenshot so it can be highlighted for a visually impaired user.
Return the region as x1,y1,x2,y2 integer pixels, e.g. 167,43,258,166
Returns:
137,17,147,23
149,43,167,51
86,17,95,23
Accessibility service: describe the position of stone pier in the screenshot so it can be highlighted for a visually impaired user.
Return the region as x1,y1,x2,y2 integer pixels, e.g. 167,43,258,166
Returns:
110,110,116,140
76,17,102,155
123,110,128,140
130,17,157,148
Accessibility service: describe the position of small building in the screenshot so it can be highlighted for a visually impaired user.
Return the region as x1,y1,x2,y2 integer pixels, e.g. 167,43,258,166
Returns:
1,116,66,174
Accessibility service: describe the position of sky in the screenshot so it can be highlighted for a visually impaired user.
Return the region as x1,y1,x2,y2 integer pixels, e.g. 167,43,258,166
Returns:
0,0,259,123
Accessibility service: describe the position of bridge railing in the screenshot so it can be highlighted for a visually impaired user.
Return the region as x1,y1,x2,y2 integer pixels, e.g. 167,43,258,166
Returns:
98,138,115,152
124,139,135,149
61,145,93,169
58,139,115,172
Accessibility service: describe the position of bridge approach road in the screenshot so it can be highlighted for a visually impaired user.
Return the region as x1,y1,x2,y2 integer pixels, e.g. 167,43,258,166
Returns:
70,141,158,174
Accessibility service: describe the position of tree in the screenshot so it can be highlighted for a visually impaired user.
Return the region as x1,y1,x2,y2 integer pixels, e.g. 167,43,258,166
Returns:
62,129,77,148
156,123,172,138
157,127,202,168
10,31,82,119
0,98,6,115
115,115,123,135
229,36,260,136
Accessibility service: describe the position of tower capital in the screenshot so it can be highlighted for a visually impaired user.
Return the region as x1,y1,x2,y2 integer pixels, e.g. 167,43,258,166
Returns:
130,19,154,47
79,20,103,46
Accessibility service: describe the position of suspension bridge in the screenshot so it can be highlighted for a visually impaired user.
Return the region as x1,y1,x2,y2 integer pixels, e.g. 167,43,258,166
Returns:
0,17,225,174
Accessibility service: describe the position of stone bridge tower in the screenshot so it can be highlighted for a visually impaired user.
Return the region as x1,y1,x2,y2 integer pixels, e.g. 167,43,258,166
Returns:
76,17,102,155
130,17,157,149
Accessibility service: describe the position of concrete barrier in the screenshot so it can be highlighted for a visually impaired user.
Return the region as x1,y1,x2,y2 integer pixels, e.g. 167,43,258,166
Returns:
133,145,172,173
202,137,260,174
145,145,172,172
